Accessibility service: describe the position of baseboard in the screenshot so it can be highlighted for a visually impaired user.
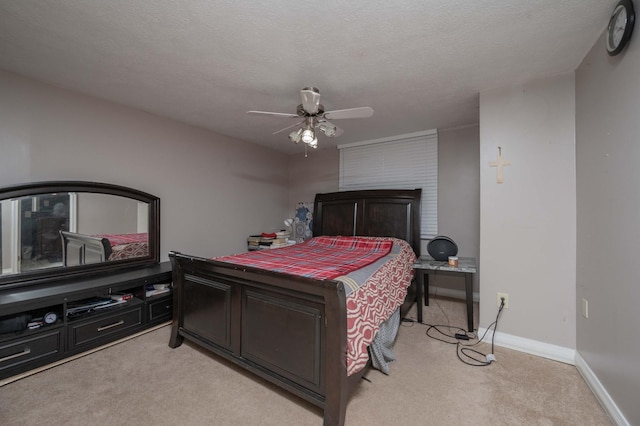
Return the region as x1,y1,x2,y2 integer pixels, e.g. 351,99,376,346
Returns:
574,352,629,426
476,327,576,365
477,329,627,424
431,286,479,303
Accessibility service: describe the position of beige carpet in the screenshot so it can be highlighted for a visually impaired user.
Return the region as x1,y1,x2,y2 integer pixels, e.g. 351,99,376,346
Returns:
0,297,611,425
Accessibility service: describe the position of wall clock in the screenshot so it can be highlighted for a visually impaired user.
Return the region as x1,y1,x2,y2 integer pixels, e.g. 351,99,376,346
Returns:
606,0,636,56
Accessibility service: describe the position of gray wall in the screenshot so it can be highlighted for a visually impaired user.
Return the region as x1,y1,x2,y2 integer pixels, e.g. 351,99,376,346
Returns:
434,125,480,296
0,70,290,259
77,193,139,235
576,31,640,425
479,73,577,349
288,147,340,215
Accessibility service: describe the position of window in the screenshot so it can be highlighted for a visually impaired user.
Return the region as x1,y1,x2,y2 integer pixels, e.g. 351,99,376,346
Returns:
338,129,437,238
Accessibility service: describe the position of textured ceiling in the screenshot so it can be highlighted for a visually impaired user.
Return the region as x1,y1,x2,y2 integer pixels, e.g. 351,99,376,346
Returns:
0,1,616,154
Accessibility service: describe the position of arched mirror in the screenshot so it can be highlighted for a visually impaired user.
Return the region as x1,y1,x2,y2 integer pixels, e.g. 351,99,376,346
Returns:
0,181,159,289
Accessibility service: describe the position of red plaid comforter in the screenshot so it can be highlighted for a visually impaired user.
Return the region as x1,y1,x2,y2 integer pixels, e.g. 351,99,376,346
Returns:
216,236,393,280
94,233,148,247
217,236,416,376
93,233,149,261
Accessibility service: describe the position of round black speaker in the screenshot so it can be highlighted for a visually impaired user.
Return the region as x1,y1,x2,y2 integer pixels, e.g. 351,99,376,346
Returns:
427,236,458,261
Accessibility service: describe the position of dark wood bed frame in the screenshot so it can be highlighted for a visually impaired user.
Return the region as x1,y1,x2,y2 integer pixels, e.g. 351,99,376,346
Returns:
168,189,421,425
60,230,113,266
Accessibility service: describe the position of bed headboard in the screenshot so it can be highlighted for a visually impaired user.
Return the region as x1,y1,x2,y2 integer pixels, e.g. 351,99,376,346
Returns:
313,189,421,256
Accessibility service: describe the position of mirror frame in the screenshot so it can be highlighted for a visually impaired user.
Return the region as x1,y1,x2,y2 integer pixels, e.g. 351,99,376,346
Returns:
0,181,160,289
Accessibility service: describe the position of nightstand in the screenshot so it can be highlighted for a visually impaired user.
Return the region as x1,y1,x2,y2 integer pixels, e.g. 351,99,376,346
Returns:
413,256,477,331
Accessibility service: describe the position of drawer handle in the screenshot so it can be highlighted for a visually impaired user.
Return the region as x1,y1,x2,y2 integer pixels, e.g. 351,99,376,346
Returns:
97,320,125,332
0,347,31,363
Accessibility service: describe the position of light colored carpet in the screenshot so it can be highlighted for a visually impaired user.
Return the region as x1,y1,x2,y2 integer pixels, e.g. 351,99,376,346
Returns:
0,297,611,425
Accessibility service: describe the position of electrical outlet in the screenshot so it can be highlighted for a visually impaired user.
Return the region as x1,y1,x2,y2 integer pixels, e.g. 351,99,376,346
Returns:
497,292,509,308
582,298,589,319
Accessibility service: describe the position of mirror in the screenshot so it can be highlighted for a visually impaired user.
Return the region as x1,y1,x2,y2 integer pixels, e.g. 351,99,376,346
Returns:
0,181,159,288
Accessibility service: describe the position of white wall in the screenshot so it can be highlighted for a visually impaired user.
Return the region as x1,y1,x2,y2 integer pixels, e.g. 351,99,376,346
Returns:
479,73,576,348
0,70,290,259
575,31,640,425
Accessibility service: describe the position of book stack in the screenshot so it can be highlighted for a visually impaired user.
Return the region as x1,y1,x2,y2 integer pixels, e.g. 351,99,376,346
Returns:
257,235,277,249
276,230,290,239
247,231,292,250
247,235,262,250
270,230,291,248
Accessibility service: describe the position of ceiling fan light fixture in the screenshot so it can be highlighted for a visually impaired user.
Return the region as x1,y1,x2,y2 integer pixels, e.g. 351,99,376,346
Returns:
301,128,315,144
319,123,337,138
289,128,302,143
308,137,318,148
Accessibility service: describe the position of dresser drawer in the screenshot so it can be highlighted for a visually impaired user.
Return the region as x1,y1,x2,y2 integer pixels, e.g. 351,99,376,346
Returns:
69,307,142,348
0,328,63,373
148,296,172,322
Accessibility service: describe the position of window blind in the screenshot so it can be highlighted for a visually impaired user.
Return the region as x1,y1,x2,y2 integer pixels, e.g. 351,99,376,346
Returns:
338,130,437,238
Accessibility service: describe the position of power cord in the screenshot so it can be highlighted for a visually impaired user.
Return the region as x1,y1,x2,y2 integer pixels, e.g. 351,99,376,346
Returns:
432,286,451,326
418,297,505,367
424,285,477,341
457,297,505,366
401,286,476,339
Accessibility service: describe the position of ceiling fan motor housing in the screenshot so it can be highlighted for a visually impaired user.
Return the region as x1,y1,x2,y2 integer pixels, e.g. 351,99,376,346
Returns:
297,104,324,116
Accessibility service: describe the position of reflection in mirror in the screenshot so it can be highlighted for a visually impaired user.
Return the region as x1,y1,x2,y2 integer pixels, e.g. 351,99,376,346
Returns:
63,192,149,267
1,192,73,273
1,190,150,278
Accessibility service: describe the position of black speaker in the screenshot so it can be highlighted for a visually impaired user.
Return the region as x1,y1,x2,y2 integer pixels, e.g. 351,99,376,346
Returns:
427,236,458,261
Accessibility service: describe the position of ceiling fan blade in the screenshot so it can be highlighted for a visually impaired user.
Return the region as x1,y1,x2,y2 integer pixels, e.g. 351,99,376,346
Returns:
272,120,304,135
300,88,321,114
323,107,374,120
247,110,299,119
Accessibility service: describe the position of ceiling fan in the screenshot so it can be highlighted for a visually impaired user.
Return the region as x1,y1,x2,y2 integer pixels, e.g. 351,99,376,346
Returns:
247,87,374,149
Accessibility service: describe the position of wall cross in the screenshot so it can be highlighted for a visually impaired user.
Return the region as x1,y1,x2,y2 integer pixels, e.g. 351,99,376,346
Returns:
489,146,511,184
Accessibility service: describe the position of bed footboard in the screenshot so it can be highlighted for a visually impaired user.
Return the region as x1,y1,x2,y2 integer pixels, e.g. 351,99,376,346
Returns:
60,230,112,266
168,251,350,425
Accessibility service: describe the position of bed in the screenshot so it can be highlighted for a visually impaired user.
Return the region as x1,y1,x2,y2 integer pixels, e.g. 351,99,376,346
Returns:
94,232,148,261
168,189,421,425
60,231,148,266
